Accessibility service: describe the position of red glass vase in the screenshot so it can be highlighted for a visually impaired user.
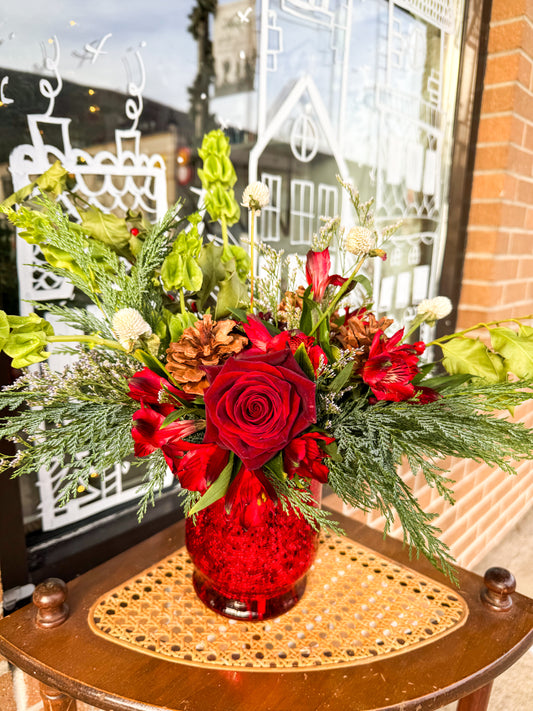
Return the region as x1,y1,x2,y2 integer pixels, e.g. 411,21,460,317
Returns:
185,482,321,621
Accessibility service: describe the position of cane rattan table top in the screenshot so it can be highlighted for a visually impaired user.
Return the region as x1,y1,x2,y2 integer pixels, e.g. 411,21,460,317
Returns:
89,532,467,671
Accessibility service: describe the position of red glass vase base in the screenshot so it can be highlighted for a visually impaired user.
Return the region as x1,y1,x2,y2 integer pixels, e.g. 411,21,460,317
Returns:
185,482,321,622
192,568,308,621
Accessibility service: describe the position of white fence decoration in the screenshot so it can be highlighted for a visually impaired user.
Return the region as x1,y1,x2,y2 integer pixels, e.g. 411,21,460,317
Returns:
9,36,172,531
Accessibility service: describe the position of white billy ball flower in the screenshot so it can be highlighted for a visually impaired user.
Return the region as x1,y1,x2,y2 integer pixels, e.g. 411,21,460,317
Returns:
417,296,453,322
345,226,375,255
241,181,270,213
112,308,152,349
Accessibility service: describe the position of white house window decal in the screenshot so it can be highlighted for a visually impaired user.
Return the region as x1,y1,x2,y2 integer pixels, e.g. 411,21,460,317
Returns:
290,179,315,245
260,173,282,242
290,112,319,162
317,183,339,229
9,36,171,531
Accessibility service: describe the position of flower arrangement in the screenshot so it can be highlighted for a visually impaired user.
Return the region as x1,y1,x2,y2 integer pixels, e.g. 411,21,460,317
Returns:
1,130,532,581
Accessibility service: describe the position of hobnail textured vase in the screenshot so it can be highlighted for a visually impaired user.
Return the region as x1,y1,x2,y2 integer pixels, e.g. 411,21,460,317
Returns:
185,482,321,621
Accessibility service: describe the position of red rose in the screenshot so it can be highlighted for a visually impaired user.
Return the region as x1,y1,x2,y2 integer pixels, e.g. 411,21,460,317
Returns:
203,349,316,470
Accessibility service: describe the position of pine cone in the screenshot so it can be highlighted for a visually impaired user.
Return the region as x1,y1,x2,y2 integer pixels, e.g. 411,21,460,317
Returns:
334,313,394,368
166,315,248,394
277,286,306,326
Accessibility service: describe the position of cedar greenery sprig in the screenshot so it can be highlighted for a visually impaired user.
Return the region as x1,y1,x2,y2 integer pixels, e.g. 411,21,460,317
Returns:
327,379,533,579
0,350,139,505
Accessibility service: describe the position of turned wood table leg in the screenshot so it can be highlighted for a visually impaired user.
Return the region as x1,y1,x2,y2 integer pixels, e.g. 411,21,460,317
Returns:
456,682,493,711
39,682,77,710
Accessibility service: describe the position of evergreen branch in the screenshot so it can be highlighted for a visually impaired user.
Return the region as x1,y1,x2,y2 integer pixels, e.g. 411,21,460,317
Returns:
263,473,344,534
136,449,174,521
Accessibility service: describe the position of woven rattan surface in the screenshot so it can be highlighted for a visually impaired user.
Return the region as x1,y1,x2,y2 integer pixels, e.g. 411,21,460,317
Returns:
89,533,467,671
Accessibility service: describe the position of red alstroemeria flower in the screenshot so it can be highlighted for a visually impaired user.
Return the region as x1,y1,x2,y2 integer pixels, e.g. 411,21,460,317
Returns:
242,316,326,374
283,432,335,483
361,329,422,402
163,440,229,493
413,385,441,404
131,404,203,458
306,248,347,302
224,466,276,528
128,367,194,410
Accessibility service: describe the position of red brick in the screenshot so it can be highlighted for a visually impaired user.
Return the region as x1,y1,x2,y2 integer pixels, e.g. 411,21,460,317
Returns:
507,144,533,173
481,83,516,113
515,176,533,202
488,19,527,53
490,0,532,21
459,282,505,307
508,232,533,253
520,53,533,87
474,144,510,170
464,255,519,280
501,202,527,227
465,228,508,253
470,172,507,199
485,52,521,85
513,84,533,118
503,279,530,303
468,200,503,226
477,114,514,144
456,308,494,329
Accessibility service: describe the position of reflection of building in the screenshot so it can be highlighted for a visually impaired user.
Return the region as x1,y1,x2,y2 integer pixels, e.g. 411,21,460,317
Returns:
213,0,257,97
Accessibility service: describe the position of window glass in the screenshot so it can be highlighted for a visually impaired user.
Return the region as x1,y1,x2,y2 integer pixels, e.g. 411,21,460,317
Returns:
0,0,464,533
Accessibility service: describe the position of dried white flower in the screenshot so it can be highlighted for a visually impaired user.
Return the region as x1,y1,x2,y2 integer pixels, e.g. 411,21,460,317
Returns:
112,308,152,350
241,181,270,213
345,226,375,255
417,296,453,322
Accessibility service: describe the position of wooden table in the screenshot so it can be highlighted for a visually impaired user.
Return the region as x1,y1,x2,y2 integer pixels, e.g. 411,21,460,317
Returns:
0,512,532,711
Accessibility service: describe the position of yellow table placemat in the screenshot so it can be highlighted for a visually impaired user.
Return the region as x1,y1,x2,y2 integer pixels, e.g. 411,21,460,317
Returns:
89,533,467,671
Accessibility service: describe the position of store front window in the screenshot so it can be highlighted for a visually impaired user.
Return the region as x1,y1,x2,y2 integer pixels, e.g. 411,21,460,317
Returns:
0,0,466,580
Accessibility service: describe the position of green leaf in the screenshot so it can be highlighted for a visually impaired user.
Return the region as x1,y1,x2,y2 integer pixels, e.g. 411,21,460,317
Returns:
293,343,316,380
226,245,250,281
440,337,506,383
197,242,226,309
329,361,354,392
264,451,285,480
161,410,186,427
215,270,248,319
188,453,234,516
166,311,197,343
318,436,343,463
134,349,172,379
519,324,533,337
300,294,320,335
1,161,68,208
0,311,10,350
352,273,373,300
80,207,131,250
491,327,533,378
35,161,70,197
4,332,50,368
421,373,473,391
